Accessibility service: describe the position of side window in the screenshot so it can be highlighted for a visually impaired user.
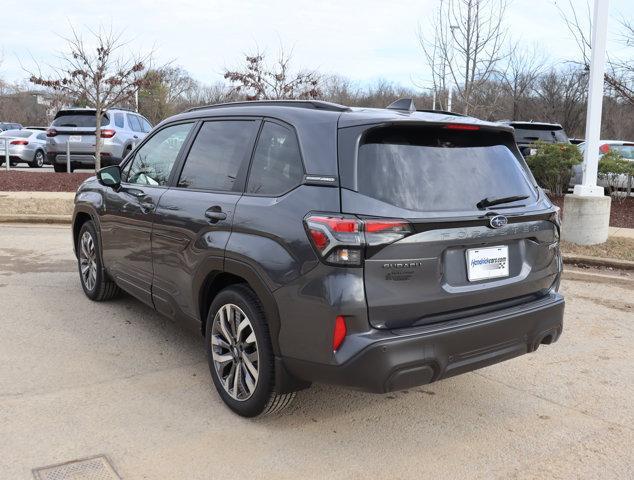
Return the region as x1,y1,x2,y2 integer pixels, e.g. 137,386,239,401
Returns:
124,123,193,186
140,117,152,133
114,113,124,128
37,133,47,141
177,120,258,191
126,114,143,132
246,122,304,196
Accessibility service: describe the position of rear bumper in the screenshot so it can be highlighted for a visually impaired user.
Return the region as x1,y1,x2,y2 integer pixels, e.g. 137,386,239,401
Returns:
283,293,564,393
48,152,123,167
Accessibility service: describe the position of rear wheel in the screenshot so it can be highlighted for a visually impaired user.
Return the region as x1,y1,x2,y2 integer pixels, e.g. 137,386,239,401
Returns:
29,150,44,168
206,285,295,417
77,221,121,301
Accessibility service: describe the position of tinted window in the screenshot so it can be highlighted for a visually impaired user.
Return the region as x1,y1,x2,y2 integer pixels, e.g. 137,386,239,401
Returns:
246,122,303,196
124,123,193,186
114,113,124,128
177,120,258,191
356,126,536,212
512,126,569,143
127,114,143,132
52,112,107,128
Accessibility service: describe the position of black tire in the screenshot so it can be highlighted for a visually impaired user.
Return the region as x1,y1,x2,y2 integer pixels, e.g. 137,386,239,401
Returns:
77,221,121,301
205,284,296,417
29,150,45,168
53,163,67,173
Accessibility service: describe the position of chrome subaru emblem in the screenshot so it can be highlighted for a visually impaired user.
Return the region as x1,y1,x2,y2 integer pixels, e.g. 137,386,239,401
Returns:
489,215,508,229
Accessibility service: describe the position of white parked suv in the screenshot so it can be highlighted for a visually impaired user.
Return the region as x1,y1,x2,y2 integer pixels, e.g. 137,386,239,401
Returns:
46,108,153,172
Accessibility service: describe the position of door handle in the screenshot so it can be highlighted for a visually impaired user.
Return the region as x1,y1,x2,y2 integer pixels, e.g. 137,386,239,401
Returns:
205,206,227,223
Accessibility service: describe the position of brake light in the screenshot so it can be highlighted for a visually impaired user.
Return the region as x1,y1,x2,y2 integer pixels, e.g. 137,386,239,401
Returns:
444,123,480,131
304,214,413,266
333,316,347,351
100,129,116,138
10,139,28,145
599,143,610,154
46,128,58,137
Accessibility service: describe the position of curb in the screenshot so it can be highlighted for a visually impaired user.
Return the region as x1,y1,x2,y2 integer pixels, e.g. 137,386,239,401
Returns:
562,269,633,286
0,214,72,224
562,253,634,271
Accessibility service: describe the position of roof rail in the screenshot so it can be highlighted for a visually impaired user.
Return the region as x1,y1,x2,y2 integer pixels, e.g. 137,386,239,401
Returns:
417,109,466,117
185,100,351,113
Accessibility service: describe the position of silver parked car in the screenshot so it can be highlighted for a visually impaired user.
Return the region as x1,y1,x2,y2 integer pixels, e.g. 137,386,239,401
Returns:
46,108,153,172
570,140,634,191
0,129,48,168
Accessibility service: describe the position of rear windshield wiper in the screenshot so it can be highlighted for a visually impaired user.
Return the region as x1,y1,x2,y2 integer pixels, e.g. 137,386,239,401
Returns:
477,195,529,209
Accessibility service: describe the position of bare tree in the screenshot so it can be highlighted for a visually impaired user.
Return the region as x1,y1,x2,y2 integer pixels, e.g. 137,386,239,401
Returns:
224,47,322,100
498,43,549,120
29,26,149,169
419,0,510,114
139,66,197,123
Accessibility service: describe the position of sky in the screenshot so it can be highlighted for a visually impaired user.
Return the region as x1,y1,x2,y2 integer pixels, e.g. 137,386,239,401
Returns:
1,0,633,91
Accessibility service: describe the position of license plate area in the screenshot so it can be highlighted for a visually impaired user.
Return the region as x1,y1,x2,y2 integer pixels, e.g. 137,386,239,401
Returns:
466,245,509,282
68,135,82,143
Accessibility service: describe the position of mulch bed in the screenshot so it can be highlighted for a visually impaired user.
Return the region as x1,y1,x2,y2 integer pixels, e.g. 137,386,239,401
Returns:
0,171,93,192
549,195,633,229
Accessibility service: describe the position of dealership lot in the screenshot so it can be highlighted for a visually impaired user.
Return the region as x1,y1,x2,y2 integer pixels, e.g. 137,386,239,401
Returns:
0,223,632,479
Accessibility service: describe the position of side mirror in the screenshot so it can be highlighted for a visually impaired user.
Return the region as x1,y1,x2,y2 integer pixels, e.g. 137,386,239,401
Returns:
97,165,122,189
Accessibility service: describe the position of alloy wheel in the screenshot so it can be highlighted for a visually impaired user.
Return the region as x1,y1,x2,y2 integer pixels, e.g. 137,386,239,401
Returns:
35,151,44,167
211,304,259,401
79,231,97,291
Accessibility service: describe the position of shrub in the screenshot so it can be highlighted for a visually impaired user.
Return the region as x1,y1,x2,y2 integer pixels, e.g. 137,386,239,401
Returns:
598,149,634,199
525,141,583,195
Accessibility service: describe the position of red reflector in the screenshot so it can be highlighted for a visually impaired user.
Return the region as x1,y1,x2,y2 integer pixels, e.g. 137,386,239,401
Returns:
309,229,329,251
333,316,347,351
599,143,610,154
10,139,28,145
365,219,409,233
100,129,116,138
444,123,480,131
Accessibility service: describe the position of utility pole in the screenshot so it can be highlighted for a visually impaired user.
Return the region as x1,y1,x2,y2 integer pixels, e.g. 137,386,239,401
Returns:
562,0,611,245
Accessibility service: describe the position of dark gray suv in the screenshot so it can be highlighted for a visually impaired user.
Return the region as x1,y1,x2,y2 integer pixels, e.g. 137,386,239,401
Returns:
72,99,564,417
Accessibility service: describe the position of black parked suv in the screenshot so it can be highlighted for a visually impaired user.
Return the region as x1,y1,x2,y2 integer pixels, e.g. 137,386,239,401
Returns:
500,121,571,157
72,99,564,417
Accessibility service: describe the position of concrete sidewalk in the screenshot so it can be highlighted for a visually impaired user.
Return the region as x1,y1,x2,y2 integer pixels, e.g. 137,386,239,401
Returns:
609,226,634,239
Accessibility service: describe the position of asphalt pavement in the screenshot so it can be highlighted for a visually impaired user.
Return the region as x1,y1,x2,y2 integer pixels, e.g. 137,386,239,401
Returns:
0,223,632,479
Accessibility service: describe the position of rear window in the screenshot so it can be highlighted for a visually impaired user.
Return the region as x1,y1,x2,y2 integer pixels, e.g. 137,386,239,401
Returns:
355,126,536,212
610,145,634,160
512,126,569,143
0,130,30,138
52,112,108,128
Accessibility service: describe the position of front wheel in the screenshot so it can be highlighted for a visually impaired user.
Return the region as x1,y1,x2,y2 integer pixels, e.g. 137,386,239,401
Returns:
77,221,121,301
206,285,296,417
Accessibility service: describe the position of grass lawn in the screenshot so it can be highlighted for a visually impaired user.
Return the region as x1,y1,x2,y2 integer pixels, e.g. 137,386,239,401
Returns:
561,237,634,262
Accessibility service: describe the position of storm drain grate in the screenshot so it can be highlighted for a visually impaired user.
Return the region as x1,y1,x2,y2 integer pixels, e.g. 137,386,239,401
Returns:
32,455,121,480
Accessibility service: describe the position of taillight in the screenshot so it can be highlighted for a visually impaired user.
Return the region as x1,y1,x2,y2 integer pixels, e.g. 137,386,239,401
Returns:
333,316,347,351
46,128,58,137
304,214,412,266
599,143,610,154
100,129,116,138
10,139,28,145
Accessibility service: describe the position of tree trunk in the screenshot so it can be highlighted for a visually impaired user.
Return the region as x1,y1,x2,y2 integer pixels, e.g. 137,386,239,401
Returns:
94,109,102,171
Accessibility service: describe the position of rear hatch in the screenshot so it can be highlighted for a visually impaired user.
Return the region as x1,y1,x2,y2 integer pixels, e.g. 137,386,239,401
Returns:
338,123,560,329
48,110,109,154
510,123,570,156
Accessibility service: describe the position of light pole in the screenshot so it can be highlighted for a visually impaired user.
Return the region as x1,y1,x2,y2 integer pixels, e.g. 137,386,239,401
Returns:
561,0,612,245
